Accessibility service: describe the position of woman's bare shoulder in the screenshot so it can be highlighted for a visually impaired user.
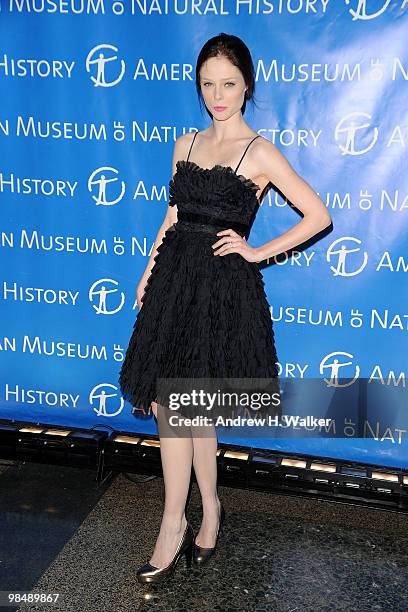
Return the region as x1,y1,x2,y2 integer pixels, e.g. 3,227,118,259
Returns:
251,134,290,169
252,133,278,153
173,131,198,161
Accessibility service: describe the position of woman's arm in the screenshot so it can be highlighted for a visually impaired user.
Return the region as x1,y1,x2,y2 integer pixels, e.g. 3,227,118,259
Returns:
136,137,185,307
142,136,186,278
253,139,332,263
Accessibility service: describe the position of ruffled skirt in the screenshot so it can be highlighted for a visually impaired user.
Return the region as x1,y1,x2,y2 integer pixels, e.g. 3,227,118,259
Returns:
118,222,280,420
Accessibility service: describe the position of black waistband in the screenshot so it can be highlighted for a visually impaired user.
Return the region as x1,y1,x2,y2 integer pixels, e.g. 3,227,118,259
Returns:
177,210,249,236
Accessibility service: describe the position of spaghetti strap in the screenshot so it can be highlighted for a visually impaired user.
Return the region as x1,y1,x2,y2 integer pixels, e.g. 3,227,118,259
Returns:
234,134,260,174
186,131,199,162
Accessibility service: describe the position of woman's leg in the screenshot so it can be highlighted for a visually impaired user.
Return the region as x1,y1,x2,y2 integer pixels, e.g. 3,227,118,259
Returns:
191,423,221,547
148,402,193,568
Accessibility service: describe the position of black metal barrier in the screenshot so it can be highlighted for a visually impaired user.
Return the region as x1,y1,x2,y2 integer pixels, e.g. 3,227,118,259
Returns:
1,419,407,513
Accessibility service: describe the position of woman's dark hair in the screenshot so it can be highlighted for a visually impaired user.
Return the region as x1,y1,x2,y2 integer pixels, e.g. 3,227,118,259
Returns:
195,33,256,116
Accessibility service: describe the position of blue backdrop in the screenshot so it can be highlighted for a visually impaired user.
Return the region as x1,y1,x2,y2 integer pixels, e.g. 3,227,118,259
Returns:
1,1,407,468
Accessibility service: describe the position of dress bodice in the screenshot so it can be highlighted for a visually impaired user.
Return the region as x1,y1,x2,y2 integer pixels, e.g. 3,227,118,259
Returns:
168,132,261,238
168,159,260,228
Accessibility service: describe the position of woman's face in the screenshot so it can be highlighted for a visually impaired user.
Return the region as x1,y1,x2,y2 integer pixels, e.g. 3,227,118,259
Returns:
199,55,247,120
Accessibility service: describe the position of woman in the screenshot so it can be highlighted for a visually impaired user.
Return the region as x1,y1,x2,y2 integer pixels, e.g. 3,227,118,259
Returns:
119,32,332,585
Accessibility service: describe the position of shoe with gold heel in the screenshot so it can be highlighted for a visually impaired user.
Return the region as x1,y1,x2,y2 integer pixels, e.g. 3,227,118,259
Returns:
136,521,194,584
192,503,225,566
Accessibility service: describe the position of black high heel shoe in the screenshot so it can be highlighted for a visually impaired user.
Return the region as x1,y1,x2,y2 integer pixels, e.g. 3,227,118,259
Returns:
136,521,194,584
192,502,225,566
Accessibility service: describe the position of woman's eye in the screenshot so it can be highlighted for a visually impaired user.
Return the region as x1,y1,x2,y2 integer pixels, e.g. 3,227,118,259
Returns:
202,82,235,87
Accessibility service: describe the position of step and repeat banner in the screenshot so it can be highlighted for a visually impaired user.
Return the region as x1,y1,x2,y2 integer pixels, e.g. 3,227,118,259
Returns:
1,1,407,468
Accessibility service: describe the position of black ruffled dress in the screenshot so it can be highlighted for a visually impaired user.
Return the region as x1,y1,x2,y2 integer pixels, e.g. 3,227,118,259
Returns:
119,132,280,420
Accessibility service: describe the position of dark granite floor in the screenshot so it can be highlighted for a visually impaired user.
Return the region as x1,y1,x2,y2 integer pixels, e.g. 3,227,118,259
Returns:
0,459,407,611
